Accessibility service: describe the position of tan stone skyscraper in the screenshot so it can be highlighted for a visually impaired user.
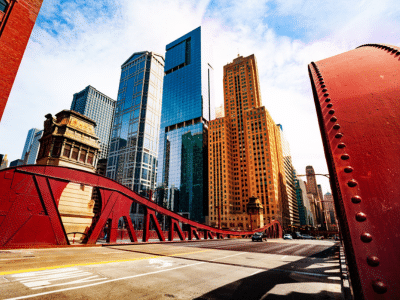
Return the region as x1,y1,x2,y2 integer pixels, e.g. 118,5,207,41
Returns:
208,54,286,230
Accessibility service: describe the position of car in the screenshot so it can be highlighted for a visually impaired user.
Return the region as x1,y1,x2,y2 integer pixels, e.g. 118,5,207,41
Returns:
252,232,266,242
302,234,314,240
283,234,293,240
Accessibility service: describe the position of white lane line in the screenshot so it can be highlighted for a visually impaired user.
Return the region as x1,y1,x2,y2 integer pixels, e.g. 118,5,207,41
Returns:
31,276,107,290
6,252,245,300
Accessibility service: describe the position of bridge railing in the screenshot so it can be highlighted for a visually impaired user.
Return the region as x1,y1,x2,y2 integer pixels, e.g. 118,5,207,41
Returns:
0,165,282,248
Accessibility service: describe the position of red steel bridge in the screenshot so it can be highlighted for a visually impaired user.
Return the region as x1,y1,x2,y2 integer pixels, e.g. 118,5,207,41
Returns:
1,1,400,297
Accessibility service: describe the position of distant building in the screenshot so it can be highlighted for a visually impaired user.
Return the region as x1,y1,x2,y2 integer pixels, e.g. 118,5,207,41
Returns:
0,154,8,169
156,27,214,223
295,178,314,227
9,159,24,167
306,165,324,229
324,192,337,230
71,85,116,160
26,130,43,164
21,128,41,162
0,0,44,121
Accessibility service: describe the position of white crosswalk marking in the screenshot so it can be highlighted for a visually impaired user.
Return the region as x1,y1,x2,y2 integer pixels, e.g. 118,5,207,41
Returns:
11,267,107,290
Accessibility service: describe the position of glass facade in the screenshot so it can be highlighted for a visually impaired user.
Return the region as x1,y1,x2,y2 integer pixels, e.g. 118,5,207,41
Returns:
157,27,214,223
26,130,43,165
106,51,164,200
71,86,116,159
21,128,40,161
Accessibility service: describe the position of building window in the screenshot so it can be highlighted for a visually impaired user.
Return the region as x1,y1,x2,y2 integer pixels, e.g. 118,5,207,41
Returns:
72,147,79,160
79,149,87,163
87,152,94,165
52,141,62,157
63,144,71,158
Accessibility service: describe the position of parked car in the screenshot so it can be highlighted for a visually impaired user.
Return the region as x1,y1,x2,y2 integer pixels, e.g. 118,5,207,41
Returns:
302,234,314,240
252,232,266,242
283,234,293,240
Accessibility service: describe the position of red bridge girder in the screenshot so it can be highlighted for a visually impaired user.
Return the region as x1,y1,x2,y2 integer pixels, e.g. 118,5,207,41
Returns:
309,44,400,300
0,165,282,249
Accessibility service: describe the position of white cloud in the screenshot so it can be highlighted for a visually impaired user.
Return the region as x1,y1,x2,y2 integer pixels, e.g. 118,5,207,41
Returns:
1,0,399,193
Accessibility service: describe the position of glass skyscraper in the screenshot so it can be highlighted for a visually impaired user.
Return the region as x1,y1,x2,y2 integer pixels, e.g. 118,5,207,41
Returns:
71,86,116,159
21,128,41,162
157,27,214,223
106,51,164,201
26,130,43,165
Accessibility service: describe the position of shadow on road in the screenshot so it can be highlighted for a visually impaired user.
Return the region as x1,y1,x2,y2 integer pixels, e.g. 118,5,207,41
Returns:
194,245,342,300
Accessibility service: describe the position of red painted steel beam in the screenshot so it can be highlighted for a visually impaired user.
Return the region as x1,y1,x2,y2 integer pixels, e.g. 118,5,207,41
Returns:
308,44,400,300
0,0,44,122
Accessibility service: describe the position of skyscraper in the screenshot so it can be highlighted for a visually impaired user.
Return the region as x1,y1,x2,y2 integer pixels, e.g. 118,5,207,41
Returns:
277,125,299,228
26,130,43,164
71,86,116,159
21,128,41,162
305,165,324,229
208,54,286,230
157,27,214,223
107,51,164,196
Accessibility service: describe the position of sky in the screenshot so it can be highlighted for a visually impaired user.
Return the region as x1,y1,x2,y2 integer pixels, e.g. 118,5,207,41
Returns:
1,0,400,194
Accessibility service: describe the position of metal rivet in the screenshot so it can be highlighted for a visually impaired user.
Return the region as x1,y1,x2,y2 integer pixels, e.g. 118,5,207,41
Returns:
348,179,358,187
327,103,333,108
344,166,353,173
335,133,343,138
338,143,346,148
341,154,349,160
325,98,331,102
330,116,337,122
355,212,366,221
322,88,328,92
328,109,335,114
372,280,387,294
333,124,341,129
367,256,380,267
320,81,324,84
361,232,372,243
324,93,329,97
351,195,361,203
321,84,326,88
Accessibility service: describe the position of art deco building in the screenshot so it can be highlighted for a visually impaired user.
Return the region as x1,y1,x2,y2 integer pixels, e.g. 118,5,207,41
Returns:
208,54,286,230
71,85,116,160
156,27,214,223
305,165,324,229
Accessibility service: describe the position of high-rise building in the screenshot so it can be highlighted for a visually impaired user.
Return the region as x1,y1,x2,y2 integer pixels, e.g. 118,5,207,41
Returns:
305,165,324,229
324,192,337,230
157,27,214,223
208,54,286,230
71,86,116,159
0,0,44,121
295,178,314,227
0,154,8,169
21,128,41,162
26,130,43,164
215,104,224,118
9,159,24,167
277,125,299,228
107,51,164,198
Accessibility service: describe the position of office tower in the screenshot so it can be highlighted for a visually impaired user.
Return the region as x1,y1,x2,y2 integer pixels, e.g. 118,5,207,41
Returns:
107,51,164,194
157,27,214,223
277,125,299,228
295,178,314,227
26,130,43,164
0,0,44,121
324,192,337,230
71,86,116,159
305,165,324,229
21,128,41,162
208,54,286,230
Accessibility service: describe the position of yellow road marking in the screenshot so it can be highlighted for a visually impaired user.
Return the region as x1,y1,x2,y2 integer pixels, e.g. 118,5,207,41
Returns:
0,249,210,276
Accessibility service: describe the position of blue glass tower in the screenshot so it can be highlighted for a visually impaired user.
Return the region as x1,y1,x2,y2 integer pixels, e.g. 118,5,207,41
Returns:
157,27,214,223
71,86,116,159
21,128,40,161
106,51,164,203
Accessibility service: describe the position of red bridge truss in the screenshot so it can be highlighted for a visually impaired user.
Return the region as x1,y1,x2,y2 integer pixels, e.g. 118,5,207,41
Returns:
0,165,282,248
309,43,400,299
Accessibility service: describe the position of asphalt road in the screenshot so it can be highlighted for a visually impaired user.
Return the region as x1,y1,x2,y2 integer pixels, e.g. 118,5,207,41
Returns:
0,239,343,300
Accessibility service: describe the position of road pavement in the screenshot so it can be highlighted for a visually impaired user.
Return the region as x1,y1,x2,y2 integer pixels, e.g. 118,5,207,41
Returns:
0,239,343,299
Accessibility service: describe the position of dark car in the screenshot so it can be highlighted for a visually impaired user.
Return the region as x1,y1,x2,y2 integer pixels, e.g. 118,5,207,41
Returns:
252,232,266,242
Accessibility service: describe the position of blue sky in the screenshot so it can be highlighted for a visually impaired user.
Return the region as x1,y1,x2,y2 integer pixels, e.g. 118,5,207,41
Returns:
1,0,400,193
